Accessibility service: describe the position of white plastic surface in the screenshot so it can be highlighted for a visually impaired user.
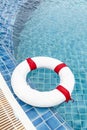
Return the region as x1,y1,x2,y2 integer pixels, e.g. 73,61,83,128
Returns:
11,57,75,107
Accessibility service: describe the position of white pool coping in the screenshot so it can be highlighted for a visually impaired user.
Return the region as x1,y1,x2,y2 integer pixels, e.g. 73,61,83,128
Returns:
0,73,36,130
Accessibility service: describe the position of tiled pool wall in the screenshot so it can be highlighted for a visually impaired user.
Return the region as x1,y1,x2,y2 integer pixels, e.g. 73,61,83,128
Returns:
0,0,74,130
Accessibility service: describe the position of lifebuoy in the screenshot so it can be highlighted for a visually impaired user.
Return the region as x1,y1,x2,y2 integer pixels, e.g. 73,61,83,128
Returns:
11,57,75,107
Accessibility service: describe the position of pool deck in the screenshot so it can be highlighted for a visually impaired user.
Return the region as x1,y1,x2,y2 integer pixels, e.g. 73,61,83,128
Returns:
0,0,73,130
0,89,25,130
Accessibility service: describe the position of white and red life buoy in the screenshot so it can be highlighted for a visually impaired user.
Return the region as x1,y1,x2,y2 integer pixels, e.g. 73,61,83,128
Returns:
11,57,75,107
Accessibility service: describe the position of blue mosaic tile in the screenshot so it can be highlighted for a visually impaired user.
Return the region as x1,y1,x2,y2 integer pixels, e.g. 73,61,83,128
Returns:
64,122,74,130
6,61,15,69
22,104,32,112
0,65,6,71
46,116,61,129
26,108,39,121
82,129,87,130
81,121,87,128
33,117,43,126
36,107,49,115
56,125,66,130
42,111,52,120
2,55,10,61
55,113,65,123
3,74,10,81
37,123,50,130
16,98,25,106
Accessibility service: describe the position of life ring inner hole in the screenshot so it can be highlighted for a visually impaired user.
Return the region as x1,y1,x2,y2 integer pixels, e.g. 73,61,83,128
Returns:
26,68,60,92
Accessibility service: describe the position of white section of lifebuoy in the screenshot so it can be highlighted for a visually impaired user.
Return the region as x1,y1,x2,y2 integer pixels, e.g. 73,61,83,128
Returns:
11,57,75,107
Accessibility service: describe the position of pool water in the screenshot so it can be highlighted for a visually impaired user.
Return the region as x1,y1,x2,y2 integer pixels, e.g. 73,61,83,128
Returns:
14,0,87,129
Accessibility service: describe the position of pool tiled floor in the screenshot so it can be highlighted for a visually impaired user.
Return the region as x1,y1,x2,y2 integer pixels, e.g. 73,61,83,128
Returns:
0,0,74,130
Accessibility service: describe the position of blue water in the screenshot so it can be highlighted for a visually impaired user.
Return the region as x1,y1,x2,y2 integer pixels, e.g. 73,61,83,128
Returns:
15,0,87,129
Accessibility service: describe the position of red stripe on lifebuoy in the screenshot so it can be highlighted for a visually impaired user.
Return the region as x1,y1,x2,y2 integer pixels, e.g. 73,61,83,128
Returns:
26,58,37,70
54,63,67,73
56,85,71,102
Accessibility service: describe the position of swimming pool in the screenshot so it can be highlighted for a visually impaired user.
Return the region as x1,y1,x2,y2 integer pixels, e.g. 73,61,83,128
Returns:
0,0,87,130
0,0,74,130
13,0,87,130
